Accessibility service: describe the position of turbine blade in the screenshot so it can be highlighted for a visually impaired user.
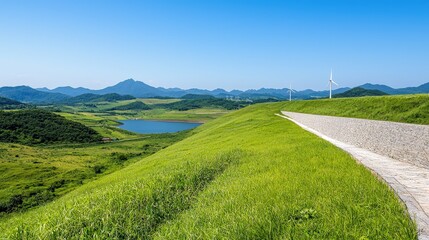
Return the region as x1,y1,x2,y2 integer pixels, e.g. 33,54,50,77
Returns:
332,80,339,86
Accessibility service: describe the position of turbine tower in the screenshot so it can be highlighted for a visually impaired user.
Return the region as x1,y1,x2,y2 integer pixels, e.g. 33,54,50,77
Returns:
287,83,296,101
328,69,338,99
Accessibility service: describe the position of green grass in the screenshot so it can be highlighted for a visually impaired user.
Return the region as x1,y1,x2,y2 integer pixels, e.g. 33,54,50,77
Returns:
282,94,429,124
0,103,417,239
0,131,191,216
57,112,137,139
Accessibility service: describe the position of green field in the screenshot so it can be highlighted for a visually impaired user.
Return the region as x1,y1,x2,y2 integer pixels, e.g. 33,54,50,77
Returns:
0,131,191,217
0,102,416,239
57,98,232,123
282,94,429,124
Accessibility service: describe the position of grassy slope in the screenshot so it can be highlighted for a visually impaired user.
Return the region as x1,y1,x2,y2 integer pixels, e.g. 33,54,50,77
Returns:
0,103,416,239
282,94,429,124
57,112,135,139
0,131,190,216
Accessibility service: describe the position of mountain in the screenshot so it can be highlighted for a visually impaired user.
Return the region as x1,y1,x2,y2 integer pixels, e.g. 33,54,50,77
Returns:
2,79,428,102
96,79,164,97
38,86,93,97
395,82,429,94
0,86,70,103
59,93,135,105
358,83,396,94
333,87,388,98
33,79,350,100
358,82,429,95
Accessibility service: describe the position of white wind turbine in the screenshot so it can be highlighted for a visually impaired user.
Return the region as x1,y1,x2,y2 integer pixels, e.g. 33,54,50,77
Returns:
328,69,338,99
287,84,296,101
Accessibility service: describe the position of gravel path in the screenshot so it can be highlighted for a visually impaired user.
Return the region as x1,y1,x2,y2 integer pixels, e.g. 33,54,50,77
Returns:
279,111,429,239
281,111,429,169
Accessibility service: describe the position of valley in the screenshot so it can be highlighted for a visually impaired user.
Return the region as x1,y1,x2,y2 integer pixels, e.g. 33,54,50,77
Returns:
0,96,234,217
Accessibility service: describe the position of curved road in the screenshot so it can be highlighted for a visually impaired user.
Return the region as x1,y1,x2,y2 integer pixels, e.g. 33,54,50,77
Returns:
280,111,429,239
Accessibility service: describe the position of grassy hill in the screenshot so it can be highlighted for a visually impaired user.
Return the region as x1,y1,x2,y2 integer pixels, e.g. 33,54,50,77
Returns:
0,110,101,144
282,94,429,124
59,93,135,105
333,87,388,98
109,101,151,110
0,131,190,217
158,98,250,111
0,96,27,109
0,103,416,239
180,94,216,99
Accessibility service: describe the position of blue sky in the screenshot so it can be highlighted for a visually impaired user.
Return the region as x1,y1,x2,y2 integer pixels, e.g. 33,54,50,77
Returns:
0,0,428,90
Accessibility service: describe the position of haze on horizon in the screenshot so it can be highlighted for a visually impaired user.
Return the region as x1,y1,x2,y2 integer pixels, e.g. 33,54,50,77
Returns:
0,0,428,91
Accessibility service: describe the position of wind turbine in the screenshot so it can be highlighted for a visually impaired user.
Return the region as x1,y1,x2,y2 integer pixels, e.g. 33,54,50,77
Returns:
287,84,296,101
328,69,338,99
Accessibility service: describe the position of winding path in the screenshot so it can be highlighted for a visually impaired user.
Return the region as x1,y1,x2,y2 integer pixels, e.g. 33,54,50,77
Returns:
278,111,429,239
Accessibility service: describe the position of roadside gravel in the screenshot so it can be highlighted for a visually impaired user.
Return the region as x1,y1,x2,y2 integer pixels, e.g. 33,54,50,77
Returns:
281,111,429,169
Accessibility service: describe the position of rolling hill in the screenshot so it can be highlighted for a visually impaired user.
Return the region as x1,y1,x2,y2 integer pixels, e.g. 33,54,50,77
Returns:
110,101,151,110
0,109,101,144
358,82,429,95
59,93,135,105
0,102,416,239
0,96,27,109
281,94,429,124
333,87,388,98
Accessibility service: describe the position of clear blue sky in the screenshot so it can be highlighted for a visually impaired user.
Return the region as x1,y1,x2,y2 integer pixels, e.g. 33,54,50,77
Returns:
1,0,428,90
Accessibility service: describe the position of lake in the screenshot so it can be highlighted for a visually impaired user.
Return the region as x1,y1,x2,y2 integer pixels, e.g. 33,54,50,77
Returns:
118,119,202,134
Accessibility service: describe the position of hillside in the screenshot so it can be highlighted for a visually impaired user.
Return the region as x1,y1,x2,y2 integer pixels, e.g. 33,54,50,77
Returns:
180,94,216,99
158,98,249,111
0,86,69,103
333,87,388,98
359,82,429,94
0,103,416,239
0,110,101,144
110,101,151,110
0,96,27,109
59,93,135,105
281,94,429,124
0,130,190,216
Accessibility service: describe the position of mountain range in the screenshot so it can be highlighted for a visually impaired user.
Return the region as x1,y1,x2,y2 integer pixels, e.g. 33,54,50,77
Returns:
0,78,428,104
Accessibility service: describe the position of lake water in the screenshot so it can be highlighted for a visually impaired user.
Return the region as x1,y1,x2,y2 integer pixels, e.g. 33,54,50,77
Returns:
118,119,202,134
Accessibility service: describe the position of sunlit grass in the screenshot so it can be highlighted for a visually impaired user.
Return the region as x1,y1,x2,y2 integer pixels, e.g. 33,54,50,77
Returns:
0,131,190,217
0,103,417,239
282,94,429,124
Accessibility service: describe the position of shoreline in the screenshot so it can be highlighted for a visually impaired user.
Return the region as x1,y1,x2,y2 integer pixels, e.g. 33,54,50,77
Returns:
119,118,206,124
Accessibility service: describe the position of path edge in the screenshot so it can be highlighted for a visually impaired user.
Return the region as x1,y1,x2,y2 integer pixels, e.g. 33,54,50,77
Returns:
276,113,429,240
